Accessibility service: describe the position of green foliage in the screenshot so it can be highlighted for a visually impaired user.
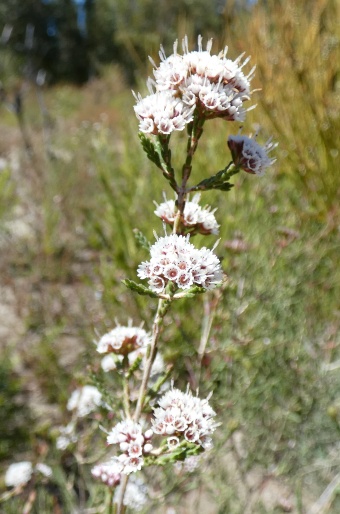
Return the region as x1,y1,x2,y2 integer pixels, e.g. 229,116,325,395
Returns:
0,357,31,460
133,228,151,251
138,133,162,169
122,278,160,298
0,165,16,222
192,162,239,192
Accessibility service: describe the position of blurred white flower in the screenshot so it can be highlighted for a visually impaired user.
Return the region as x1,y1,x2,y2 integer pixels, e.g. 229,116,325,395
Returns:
228,134,277,176
91,460,122,487
137,234,223,293
101,354,120,372
5,461,33,488
96,322,151,355
35,463,53,477
56,422,78,450
67,385,102,417
5,461,53,487
114,475,149,511
174,454,202,474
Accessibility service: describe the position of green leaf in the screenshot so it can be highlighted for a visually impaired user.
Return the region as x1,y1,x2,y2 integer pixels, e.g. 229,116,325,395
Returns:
138,133,162,168
133,228,151,250
192,162,240,192
122,279,159,298
174,285,207,298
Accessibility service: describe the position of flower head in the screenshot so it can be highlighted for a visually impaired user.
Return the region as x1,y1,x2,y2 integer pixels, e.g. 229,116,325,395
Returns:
5,462,53,488
137,234,223,293
134,35,255,131
5,461,33,488
152,385,218,450
35,463,53,478
91,460,122,487
101,354,119,372
228,134,277,176
67,385,102,417
133,89,195,135
113,476,149,511
154,194,219,236
56,422,78,450
96,322,151,355
106,420,153,475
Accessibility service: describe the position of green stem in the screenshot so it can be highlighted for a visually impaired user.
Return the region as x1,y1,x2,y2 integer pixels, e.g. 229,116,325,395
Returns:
134,298,170,421
156,135,178,193
117,117,204,513
122,363,131,419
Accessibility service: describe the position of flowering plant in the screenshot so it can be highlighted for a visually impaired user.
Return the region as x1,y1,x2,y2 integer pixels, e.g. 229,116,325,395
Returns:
88,35,277,513
51,36,276,513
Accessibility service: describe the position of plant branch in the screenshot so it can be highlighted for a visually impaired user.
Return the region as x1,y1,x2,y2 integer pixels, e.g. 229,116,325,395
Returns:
115,298,170,513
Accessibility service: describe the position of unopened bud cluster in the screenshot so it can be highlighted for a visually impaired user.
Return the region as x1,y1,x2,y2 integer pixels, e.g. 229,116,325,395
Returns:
228,134,277,176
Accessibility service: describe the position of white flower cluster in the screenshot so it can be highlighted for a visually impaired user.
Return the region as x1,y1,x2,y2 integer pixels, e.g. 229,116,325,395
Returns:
106,420,153,474
67,385,103,417
96,323,151,356
228,134,278,176
114,476,149,512
134,36,254,134
174,454,202,474
154,194,219,235
91,460,122,487
5,461,52,488
137,234,222,293
56,422,78,450
101,349,164,377
152,386,217,450
134,89,195,135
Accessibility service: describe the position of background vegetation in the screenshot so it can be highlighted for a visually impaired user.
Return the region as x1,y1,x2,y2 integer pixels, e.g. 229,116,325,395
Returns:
0,0,340,512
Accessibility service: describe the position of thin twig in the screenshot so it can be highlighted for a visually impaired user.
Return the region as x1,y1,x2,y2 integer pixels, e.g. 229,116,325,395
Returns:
310,473,340,514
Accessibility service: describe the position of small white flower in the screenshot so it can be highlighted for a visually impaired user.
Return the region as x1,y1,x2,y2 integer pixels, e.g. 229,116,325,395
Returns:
96,322,151,355
118,454,144,474
91,459,122,487
56,422,78,450
35,463,53,477
228,134,277,176
67,385,102,417
107,419,144,446
106,420,153,475
133,90,195,135
143,442,153,453
152,385,218,450
5,461,33,488
101,354,121,372
114,475,149,511
144,35,254,123
175,454,202,473
154,193,219,236
137,234,222,293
